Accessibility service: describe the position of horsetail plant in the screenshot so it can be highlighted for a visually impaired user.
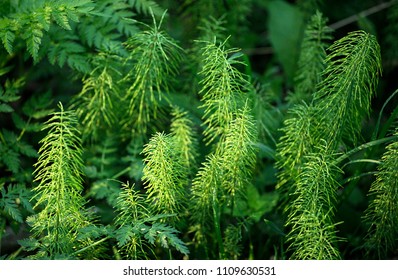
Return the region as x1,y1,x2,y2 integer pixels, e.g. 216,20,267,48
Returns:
2,0,398,262
289,11,332,104
141,132,186,221
198,38,249,145
123,11,184,137
23,103,96,259
277,30,382,259
363,130,398,259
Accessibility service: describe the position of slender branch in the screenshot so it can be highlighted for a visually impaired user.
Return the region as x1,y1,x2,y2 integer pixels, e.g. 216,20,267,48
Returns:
69,236,110,257
373,89,398,140
335,136,398,165
329,1,396,30
341,159,381,170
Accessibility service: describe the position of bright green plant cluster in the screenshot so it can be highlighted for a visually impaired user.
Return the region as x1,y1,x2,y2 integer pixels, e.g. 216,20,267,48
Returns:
1,0,398,260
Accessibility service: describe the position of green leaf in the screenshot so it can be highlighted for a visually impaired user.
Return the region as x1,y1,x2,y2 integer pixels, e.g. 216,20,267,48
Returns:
1,30,15,54
115,225,136,246
18,238,40,252
2,148,20,174
0,103,13,113
267,0,304,84
0,184,33,223
52,7,72,30
16,141,38,158
25,27,43,62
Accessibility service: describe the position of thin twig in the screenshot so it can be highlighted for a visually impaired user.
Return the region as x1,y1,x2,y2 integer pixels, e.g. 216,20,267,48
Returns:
329,0,396,30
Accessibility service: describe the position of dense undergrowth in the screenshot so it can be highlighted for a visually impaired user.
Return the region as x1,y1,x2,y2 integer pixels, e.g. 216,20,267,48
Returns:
1,0,398,260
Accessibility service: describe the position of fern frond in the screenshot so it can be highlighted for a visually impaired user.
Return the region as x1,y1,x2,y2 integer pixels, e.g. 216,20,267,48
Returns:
29,102,94,258
289,11,332,104
314,30,381,145
0,0,94,61
128,0,164,16
46,32,91,73
0,183,33,223
363,130,398,258
123,12,183,136
114,182,189,259
198,39,249,145
77,0,137,53
141,132,186,218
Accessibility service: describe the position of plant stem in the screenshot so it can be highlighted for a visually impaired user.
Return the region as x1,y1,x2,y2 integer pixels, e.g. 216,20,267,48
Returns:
212,187,224,259
69,236,110,258
335,136,398,165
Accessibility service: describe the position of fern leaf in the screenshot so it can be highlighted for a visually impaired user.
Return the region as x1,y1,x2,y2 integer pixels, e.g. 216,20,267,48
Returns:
24,27,43,62
0,0,93,62
1,29,15,54
128,0,164,16
52,6,72,30
145,223,189,255
0,103,13,113
0,184,33,223
0,129,21,174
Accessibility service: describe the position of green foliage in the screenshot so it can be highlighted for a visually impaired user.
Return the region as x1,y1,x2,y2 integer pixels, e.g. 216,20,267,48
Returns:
216,104,258,202
314,30,381,146
1,0,398,261
285,144,342,259
0,0,94,62
198,39,249,144
289,11,332,104
71,54,124,140
113,182,188,259
276,30,382,259
170,106,198,176
27,103,95,258
363,130,398,259
0,183,33,223
123,12,183,136
141,132,186,218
